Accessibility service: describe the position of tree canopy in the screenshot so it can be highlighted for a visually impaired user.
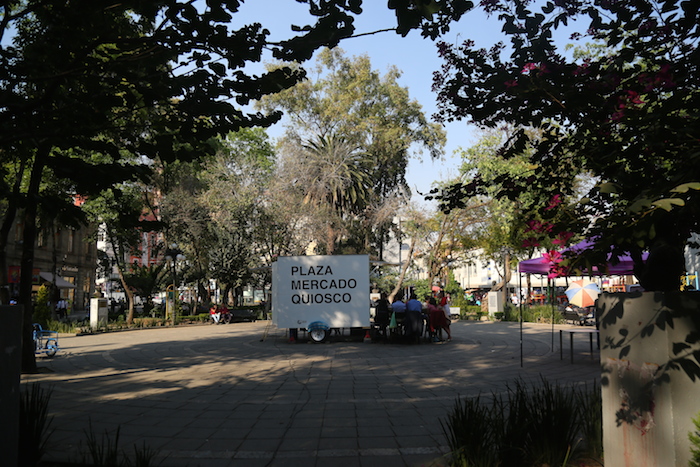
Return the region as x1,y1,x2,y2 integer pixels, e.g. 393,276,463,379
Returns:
259,48,446,255
1,0,469,371
432,0,700,290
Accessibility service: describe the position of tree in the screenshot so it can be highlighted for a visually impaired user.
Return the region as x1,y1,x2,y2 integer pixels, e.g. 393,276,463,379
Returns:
2,0,468,372
417,202,486,293
433,0,700,291
84,185,160,325
123,262,167,316
259,48,447,255
435,128,582,294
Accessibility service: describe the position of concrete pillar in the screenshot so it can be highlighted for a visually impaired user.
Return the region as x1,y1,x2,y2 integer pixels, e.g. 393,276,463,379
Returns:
90,297,108,329
598,292,700,466
0,305,23,467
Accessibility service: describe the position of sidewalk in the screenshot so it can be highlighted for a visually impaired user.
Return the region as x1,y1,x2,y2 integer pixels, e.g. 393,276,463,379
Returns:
23,320,601,466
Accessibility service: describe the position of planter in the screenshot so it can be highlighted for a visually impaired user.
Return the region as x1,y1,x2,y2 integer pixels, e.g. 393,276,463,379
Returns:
598,291,700,466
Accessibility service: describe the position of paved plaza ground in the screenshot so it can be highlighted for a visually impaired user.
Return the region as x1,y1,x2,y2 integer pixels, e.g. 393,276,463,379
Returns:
23,319,601,467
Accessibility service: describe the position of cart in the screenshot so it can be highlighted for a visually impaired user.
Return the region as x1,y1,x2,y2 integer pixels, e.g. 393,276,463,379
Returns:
33,323,59,358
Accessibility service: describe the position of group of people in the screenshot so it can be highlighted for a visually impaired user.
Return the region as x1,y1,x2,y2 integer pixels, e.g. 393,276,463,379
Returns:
373,291,452,343
209,304,230,324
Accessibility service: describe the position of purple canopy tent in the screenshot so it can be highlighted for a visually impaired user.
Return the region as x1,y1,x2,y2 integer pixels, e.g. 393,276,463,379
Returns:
515,240,647,366
518,239,647,276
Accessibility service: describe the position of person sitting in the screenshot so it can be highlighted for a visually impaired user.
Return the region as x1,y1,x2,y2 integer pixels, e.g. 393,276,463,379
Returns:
374,292,390,342
209,304,220,324
391,295,406,314
218,304,229,322
404,293,424,343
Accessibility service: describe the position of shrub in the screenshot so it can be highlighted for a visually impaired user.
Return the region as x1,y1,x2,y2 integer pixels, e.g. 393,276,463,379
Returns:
45,319,77,334
577,381,603,459
442,394,499,466
33,285,52,326
81,420,162,466
18,383,54,467
689,411,700,467
504,305,565,324
459,305,482,320
443,377,601,466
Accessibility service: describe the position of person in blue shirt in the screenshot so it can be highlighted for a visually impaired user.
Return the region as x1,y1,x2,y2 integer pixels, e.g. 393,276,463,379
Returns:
406,293,423,313
391,295,406,314
404,293,425,342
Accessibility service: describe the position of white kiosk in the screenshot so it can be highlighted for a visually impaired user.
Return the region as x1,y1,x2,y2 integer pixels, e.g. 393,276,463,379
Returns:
272,255,370,342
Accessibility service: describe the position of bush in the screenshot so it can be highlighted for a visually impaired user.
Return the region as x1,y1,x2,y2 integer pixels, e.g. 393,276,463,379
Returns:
45,319,78,334
18,383,54,467
443,377,601,466
459,305,482,320
33,285,52,326
690,410,700,467
577,381,603,459
504,305,565,324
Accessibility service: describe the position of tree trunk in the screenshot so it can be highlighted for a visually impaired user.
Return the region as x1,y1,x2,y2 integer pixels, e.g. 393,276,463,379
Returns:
0,160,25,305
117,267,136,323
389,235,416,303
19,146,50,373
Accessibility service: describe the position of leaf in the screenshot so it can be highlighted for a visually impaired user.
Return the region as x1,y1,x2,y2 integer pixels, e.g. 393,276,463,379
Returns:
671,182,700,193
619,328,629,337
208,62,226,77
679,359,700,382
619,345,631,359
599,182,618,194
673,342,691,355
652,198,685,211
627,198,653,214
641,324,655,337
686,332,700,344
656,310,668,330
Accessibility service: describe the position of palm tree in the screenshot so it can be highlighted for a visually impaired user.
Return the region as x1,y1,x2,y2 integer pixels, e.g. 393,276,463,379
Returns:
296,133,373,253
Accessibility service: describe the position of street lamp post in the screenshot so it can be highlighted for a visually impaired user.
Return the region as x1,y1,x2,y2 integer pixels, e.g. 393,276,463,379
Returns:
164,244,185,322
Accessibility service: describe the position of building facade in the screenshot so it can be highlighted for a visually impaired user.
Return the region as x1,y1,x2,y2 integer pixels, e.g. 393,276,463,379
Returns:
6,197,97,314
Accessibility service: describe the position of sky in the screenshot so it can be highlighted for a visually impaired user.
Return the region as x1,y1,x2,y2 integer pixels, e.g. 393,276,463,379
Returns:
233,1,510,206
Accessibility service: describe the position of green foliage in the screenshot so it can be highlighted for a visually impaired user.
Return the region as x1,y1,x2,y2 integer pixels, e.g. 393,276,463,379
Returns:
690,411,700,467
444,271,463,296
459,305,483,320
433,0,699,289
371,272,399,295
32,285,52,326
407,278,432,300
124,263,167,306
504,305,565,324
18,383,54,467
3,0,467,372
45,319,79,334
82,421,123,466
259,48,447,255
449,290,468,310
578,381,603,459
443,377,601,466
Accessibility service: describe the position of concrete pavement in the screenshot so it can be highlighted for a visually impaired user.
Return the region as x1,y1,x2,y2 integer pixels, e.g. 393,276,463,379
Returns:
23,320,601,466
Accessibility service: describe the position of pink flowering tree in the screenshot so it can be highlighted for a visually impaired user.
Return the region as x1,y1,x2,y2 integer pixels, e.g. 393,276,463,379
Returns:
432,0,700,292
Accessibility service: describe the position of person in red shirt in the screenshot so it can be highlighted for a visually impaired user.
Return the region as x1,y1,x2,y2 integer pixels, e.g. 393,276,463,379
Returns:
209,304,220,324
428,296,451,342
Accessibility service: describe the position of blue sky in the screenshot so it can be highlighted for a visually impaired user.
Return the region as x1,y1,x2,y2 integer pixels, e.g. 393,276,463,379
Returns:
235,1,510,205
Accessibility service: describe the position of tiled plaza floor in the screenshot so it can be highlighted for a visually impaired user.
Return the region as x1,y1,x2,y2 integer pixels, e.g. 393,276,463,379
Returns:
23,319,601,466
